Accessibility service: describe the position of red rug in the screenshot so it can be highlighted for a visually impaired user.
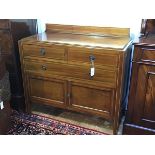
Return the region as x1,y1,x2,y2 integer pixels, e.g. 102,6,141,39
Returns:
7,111,109,135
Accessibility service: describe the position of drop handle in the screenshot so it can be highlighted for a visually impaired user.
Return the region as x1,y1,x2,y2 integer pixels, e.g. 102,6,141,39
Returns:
89,55,95,61
41,65,47,70
89,55,95,77
40,48,46,56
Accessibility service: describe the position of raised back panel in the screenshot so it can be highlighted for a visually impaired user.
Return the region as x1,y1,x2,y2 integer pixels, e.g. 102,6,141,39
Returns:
46,24,130,36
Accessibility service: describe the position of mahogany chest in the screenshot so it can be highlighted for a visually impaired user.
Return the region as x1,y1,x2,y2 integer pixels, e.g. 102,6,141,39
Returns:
123,34,155,134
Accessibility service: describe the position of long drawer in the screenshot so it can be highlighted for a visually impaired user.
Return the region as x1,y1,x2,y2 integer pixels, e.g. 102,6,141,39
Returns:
22,44,66,60
24,60,117,88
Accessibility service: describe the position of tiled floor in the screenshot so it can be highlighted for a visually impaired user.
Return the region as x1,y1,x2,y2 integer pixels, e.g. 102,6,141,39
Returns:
32,103,124,135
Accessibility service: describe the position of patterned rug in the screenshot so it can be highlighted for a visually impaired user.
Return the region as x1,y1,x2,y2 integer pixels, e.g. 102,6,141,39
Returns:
7,111,109,135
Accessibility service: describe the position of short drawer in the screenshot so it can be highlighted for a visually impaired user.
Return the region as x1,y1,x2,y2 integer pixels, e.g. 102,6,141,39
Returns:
141,48,155,63
0,20,9,29
22,44,66,60
133,47,155,63
24,60,117,88
68,47,119,67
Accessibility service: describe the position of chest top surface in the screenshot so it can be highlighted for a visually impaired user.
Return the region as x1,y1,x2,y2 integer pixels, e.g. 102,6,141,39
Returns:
21,24,132,50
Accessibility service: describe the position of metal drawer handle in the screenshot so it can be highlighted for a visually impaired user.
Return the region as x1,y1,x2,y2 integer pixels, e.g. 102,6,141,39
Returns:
89,55,95,61
89,55,95,77
41,65,47,70
40,48,46,56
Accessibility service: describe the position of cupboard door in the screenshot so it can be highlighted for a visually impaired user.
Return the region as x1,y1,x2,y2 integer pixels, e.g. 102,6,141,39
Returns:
68,81,115,120
132,64,155,129
27,75,67,108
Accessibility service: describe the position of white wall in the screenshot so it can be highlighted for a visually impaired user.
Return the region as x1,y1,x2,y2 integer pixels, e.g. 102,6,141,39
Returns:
36,0,142,37
38,18,141,38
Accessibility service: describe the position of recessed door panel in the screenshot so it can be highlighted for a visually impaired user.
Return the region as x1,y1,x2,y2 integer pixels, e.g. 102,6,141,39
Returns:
69,82,114,119
133,64,155,129
28,75,67,107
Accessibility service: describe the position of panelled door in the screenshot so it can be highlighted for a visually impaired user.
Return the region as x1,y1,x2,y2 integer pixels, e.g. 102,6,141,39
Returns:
132,63,155,129
67,81,115,120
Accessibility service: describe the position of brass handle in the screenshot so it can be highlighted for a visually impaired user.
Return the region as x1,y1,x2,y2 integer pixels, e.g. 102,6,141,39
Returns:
40,48,46,56
41,65,47,70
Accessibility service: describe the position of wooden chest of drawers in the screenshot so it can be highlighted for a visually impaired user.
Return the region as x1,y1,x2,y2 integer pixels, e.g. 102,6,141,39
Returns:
123,35,155,134
19,24,132,134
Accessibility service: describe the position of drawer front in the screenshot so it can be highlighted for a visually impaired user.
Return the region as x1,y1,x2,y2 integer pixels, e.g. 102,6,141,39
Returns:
141,48,155,62
24,60,117,88
22,44,66,60
0,20,9,29
133,47,155,63
68,47,119,67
